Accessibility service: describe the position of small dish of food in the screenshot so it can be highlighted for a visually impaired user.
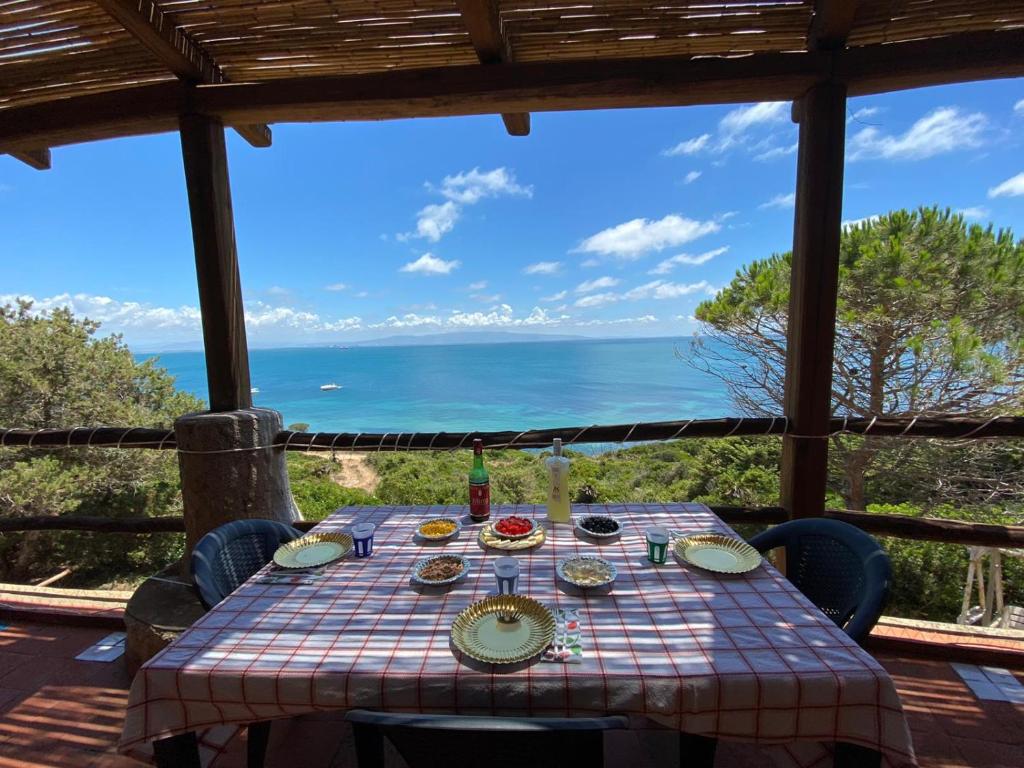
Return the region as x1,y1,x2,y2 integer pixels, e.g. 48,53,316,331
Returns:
574,515,622,539
416,517,462,541
412,554,470,586
557,556,617,588
492,515,538,540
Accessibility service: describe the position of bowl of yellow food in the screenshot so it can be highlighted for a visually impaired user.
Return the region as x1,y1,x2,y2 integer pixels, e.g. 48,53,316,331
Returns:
416,517,461,541
556,556,617,588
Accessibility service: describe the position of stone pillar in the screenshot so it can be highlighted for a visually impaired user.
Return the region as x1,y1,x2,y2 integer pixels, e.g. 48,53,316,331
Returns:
125,407,302,672
176,407,302,563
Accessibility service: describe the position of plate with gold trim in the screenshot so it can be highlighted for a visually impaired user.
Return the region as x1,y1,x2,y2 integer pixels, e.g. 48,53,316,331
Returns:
273,533,353,569
451,595,556,664
479,523,545,551
674,533,761,575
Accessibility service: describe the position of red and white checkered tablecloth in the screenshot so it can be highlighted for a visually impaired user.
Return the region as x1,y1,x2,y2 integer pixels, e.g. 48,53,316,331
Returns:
120,504,916,767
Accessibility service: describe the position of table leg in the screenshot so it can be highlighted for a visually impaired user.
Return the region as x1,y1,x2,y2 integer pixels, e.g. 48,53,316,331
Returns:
679,731,717,767
248,721,271,768
153,731,200,768
834,742,882,768
351,721,386,768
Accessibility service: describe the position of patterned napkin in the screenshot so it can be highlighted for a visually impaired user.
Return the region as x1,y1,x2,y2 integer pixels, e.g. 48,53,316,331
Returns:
542,608,583,663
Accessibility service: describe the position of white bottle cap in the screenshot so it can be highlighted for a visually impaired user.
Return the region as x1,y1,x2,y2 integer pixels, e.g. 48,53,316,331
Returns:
553,438,562,456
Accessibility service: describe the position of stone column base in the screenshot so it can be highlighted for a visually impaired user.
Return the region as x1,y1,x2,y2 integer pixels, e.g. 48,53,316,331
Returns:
124,565,207,675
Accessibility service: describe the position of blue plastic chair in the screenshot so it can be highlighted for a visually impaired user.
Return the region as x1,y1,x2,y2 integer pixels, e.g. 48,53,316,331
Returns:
191,518,302,609
345,710,629,768
749,518,892,644
190,519,302,768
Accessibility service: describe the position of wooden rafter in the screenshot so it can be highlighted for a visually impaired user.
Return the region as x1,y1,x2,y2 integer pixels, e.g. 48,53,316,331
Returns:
92,0,270,148
456,0,530,136
8,149,51,171
808,0,859,51
0,30,1021,154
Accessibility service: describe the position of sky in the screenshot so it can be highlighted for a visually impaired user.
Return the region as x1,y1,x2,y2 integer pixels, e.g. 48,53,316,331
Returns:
2,77,1022,350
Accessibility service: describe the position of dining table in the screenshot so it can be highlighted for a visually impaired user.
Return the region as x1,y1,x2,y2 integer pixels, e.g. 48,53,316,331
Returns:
119,503,917,767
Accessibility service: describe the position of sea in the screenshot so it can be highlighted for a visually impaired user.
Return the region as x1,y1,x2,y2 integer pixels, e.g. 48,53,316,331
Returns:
138,337,732,436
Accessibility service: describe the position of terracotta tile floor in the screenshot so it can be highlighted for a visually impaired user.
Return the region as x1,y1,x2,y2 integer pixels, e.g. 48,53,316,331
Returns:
0,620,1020,768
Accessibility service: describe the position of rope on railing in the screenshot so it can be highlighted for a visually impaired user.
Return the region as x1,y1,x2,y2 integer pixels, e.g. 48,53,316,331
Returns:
0,415,1023,454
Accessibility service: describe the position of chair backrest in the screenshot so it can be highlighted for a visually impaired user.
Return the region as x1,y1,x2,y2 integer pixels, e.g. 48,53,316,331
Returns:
748,518,891,644
191,519,302,608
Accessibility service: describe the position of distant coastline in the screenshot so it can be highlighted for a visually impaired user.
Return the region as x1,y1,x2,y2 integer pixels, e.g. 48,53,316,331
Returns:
134,330,688,355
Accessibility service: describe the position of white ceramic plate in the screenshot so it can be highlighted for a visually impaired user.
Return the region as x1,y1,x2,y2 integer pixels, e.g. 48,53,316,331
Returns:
574,515,622,539
556,555,617,588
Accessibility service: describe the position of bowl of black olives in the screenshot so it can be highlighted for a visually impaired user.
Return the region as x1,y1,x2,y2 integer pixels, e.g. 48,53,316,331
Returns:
575,515,622,539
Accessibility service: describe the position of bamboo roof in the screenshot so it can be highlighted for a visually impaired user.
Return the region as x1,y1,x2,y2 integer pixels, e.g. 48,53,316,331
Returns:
1,1,1023,156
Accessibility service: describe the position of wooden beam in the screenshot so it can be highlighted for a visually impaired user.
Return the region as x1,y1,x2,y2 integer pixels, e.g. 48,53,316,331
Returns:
8,149,51,170
179,112,252,412
93,0,222,83
808,1,859,51
843,30,1024,96
1,30,1021,154
456,0,530,136
92,0,271,148
780,80,848,519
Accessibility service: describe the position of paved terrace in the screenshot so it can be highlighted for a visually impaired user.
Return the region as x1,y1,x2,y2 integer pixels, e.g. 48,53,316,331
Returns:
0,620,1019,768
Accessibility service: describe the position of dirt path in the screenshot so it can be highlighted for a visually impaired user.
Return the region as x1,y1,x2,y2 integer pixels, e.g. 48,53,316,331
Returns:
330,453,380,494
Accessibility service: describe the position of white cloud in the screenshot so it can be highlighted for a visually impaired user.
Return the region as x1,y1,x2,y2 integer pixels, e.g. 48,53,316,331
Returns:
324,283,347,291
847,107,986,161
663,133,710,157
575,315,658,327
958,206,990,220
576,214,721,260
4,292,364,343
683,170,702,184
575,276,620,294
471,293,502,303
399,253,460,275
754,142,797,162
434,167,533,204
664,102,789,159
988,172,1024,198
355,291,369,298
466,280,488,291
623,280,714,300
649,246,728,275
849,106,881,123
523,261,562,275
1015,99,1024,115
370,313,442,329
541,290,567,303
574,292,619,308
414,201,459,242
580,258,600,268
759,192,795,210
720,101,787,137
841,215,880,229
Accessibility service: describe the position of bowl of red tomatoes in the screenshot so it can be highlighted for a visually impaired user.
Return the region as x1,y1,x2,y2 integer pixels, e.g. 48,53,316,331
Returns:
492,515,538,540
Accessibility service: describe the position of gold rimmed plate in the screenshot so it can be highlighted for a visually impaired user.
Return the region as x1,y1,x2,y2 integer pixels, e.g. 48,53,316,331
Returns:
451,595,556,664
674,533,762,575
273,532,353,569
479,524,545,551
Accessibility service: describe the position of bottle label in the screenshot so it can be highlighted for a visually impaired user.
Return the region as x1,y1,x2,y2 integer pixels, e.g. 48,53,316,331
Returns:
470,482,490,520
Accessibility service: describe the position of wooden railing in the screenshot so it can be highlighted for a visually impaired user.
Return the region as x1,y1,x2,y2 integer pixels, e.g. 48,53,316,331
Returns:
2,414,1023,550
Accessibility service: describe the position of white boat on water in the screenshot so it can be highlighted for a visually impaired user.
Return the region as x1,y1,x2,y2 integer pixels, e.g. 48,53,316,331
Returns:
250,387,260,394
320,383,341,391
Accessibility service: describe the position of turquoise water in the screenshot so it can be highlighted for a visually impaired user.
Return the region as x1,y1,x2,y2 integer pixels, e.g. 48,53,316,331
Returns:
140,338,730,434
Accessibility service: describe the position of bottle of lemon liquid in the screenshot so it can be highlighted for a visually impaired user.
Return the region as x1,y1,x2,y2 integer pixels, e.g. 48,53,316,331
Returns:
546,438,571,523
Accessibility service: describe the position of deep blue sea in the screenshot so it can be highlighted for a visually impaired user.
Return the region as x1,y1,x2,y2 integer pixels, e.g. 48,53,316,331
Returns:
138,338,730,434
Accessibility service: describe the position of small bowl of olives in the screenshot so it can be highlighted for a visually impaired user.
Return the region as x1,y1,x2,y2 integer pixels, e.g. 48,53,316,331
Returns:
574,514,622,539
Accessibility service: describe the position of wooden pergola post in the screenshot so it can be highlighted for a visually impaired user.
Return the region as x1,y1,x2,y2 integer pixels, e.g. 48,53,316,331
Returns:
179,112,252,411
779,81,848,518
